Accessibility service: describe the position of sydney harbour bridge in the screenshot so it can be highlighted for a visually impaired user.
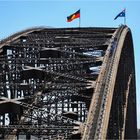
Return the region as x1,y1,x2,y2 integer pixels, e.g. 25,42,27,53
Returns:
0,25,137,139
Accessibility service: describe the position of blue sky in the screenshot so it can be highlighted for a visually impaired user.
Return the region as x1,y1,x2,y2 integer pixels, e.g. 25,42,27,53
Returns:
0,0,140,128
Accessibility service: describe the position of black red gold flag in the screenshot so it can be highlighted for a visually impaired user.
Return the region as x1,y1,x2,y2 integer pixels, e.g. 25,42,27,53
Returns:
67,10,80,22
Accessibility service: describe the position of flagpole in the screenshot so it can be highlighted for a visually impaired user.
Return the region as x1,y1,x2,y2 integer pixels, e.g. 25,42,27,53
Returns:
79,9,81,28
124,8,126,25
124,16,126,25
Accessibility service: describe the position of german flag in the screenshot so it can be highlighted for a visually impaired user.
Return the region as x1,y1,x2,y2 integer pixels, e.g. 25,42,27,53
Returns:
67,9,80,22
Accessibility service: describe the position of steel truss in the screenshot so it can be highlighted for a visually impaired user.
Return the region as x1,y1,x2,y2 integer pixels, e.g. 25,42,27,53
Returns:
0,26,137,139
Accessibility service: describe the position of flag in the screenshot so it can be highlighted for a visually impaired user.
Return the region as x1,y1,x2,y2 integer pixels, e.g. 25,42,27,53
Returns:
114,9,125,20
67,9,80,22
